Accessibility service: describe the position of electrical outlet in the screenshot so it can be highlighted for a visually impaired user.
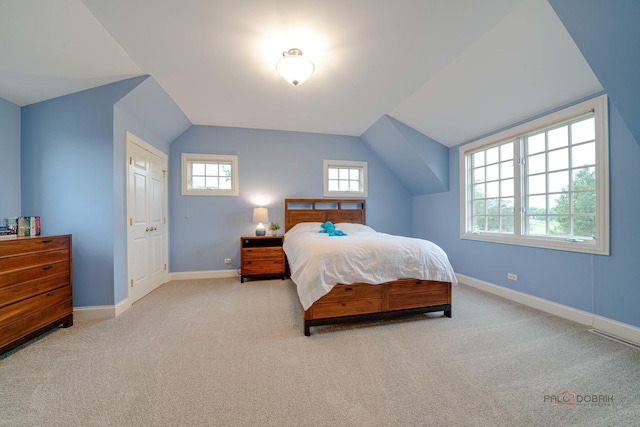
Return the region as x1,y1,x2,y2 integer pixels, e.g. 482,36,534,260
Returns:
507,273,517,281
224,258,232,265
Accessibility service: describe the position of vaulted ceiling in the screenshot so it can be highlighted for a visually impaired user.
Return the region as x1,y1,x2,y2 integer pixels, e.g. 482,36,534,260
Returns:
0,0,602,148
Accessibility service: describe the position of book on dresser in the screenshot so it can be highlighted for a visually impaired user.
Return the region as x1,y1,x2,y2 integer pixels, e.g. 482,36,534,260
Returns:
0,235,73,355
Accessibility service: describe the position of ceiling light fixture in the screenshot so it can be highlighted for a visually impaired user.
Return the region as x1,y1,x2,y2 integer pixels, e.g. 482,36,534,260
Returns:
276,48,315,86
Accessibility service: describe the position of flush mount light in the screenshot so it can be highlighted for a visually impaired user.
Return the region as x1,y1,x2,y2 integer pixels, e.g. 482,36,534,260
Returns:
276,48,315,86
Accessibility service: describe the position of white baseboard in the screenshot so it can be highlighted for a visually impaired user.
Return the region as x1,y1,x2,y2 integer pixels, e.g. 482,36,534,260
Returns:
457,273,640,345
169,269,239,281
73,305,116,321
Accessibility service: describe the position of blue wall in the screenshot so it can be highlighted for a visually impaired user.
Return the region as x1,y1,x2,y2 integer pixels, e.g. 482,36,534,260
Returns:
20,77,146,306
0,98,21,218
413,99,640,328
169,125,412,272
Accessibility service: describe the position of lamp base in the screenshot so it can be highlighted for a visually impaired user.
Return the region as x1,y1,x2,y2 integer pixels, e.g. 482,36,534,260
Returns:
255,230,266,236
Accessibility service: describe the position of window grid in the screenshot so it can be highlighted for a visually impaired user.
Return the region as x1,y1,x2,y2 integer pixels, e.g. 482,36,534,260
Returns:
524,115,596,239
327,167,362,193
189,161,233,191
470,141,515,234
459,94,608,255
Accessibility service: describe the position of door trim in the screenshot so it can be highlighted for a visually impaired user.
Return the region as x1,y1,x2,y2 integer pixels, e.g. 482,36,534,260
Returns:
125,131,169,305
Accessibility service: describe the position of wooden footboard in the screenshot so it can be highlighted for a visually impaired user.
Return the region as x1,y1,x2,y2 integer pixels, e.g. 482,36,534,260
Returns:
299,279,452,336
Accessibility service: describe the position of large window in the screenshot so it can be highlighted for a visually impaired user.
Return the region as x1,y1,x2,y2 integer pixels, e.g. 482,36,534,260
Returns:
460,95,609,255
323,160,368,197
182,153,238,196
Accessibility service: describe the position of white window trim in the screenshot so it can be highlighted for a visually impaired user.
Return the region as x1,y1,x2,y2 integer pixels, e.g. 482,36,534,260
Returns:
459,94,609,255
323,160,368,197
181,153,239,196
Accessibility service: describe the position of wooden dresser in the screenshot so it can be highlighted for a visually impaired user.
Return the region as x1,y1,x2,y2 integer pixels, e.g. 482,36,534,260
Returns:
0,235,73,355
240,235,285,283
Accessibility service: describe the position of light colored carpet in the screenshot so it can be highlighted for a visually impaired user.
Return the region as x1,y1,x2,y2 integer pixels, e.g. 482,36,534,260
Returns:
1,278,639,426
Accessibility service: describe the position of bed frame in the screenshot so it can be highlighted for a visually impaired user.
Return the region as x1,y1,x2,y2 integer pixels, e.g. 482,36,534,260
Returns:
284,198,452,336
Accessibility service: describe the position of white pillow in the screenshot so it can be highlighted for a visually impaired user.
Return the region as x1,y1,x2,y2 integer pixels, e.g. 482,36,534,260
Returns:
285,222,323,235
334,223,376,234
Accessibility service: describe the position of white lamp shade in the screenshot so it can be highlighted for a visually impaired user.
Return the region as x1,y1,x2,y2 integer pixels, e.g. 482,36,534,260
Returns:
276,49,315,86
252,207,269,224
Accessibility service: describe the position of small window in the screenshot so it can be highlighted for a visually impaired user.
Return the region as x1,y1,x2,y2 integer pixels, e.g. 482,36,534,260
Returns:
182,153,238,196
460,95,609,255
323,160,368,197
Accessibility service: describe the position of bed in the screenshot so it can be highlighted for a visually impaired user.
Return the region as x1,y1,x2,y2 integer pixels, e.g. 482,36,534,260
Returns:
283,198,456,336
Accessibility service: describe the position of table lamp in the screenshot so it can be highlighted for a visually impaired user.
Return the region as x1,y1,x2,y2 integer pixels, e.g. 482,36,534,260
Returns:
252,207,269,236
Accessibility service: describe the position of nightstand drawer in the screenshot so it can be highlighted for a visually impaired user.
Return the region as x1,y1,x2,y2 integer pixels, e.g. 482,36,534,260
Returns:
242,259,284,275
242,247,283,260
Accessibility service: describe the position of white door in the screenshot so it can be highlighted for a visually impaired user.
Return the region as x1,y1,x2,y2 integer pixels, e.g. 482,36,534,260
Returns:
127,132,168,304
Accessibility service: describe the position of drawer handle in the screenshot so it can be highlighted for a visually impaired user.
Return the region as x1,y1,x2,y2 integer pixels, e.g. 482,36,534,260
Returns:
47,291,56,297
344,287,353,292
43,239,53,243
43,265,54,270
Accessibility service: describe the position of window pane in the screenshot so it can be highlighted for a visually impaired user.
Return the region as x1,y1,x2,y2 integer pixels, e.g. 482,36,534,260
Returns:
486,164,499,181
205,177,219,188
339,169,349,180
574,215,595,238
572,117,595,143
548,125,568,150
572,167,595,190
501,179,514,197
527,215,547,234
501,198,514,214
338,180,349,191
474,183,485,198
487,216,500,232
528,153,546,175
473,216,486,231
501,216,514,232
548,170,569,193
528,174,546,195
548,148,568,171
349,169,360,180
328,168,339,179
486,181,499,198
487,198,500,215
473,151,485,167
192,176,205,189
528,195,546,214
549,215,570,236
473,200,486,215
500,161,513,179
549,192,569,215
573,191,595,214
572,142,595,167
486,147,499,164
219,178,232,190
528,133,545,154
205,163,218,175
192,163,205,175
473,167,485,183
220,164,231,177
349,181,360,192
328,180,339,191
500,143,513,161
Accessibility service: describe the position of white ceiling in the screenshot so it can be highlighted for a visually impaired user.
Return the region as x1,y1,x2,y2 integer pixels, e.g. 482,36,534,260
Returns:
0,0,602,147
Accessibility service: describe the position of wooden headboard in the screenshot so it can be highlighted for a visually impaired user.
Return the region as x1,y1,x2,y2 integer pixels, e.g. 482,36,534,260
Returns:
284,199,366,232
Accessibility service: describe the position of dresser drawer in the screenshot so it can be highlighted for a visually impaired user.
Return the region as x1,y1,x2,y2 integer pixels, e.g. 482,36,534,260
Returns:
318,283,382,303
0,236,69,257
0,261,69,289
242,259,284,275
0,299,72,349
0,249,70,272
388,288,450,311
242,247,283,260
386,279,450,295
311,298,382,319
0,284,72,325
0,271,71,309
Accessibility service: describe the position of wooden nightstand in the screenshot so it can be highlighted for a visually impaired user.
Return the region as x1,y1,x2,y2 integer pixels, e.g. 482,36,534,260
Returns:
240,235,285,283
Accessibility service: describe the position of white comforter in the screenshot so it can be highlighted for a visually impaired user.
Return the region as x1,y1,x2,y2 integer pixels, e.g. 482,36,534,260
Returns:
283,222,457,310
